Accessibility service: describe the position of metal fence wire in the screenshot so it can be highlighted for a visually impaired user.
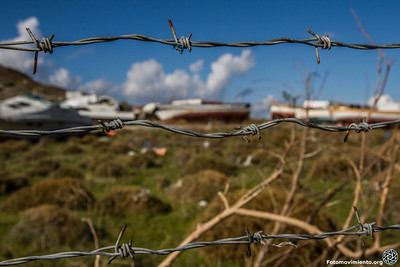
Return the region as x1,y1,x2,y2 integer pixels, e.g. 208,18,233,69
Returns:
0,118,399,139
0,219,399,266
1,19,400,74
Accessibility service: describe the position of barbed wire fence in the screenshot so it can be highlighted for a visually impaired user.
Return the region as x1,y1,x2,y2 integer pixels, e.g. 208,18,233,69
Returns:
1,19,400,74
0,117,399,139
0,214,399,266
1,19,400,266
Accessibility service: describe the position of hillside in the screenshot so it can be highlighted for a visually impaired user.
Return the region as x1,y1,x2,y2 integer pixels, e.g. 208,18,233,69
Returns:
0,65,66,102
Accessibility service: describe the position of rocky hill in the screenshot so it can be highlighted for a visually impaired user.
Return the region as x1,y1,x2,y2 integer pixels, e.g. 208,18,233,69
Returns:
0,65,66,102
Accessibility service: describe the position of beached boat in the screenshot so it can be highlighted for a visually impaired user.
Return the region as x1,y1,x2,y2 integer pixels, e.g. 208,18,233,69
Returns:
142,98,250,123
269,100,334,123
62,92,135,121
331,106,400,124
0,94,92,130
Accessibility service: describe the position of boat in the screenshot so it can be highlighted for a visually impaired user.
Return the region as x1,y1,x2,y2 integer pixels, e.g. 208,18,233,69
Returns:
0,94,92,131
269,100,334,123
62,92,136,121
331,106,400,125
142,98,250,123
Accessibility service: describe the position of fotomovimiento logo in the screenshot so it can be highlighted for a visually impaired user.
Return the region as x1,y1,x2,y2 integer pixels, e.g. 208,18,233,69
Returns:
382,249,398,265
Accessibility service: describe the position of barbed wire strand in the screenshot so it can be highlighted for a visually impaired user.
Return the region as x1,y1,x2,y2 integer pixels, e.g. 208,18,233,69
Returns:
1,20,400,73
0,220,398,266
0,118,398,139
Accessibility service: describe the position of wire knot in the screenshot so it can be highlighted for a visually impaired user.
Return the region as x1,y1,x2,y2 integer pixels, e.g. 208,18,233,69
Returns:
316,34,331,50
117,241,135,260
307,28,331,50
168,19,192,54
307,28,331,64
108,223,134,264
252,231,266,245
246,228,265,245
177,34,192,53
237,123,261,142
25,28,55,74
245,228,265,257
39,37,54,54
100,118,125,132
349,121,372,133
360,223,375,240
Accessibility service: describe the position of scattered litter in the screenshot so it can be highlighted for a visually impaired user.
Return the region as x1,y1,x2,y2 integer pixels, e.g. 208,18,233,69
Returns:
153,147,167,156
174,179,183,188
203,141,210,148
198,200,208,207
243,154,253,167
127,151,136,157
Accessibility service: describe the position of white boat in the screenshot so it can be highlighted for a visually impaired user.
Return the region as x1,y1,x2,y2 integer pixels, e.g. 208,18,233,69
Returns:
269,100,334,123
0,94,92,130
62,92,135,121
331,106,400,124
142,98,250,123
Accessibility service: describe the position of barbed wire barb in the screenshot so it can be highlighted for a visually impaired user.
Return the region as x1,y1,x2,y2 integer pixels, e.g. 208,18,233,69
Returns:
307,27,332,64
25,28,54,74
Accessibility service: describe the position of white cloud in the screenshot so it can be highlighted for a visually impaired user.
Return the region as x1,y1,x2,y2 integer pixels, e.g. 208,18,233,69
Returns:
49,68,81,90
78,78,120,96
251,94,276,118
189,59,204,72
0,17,43,74
122,49,255,104
200,49,254,99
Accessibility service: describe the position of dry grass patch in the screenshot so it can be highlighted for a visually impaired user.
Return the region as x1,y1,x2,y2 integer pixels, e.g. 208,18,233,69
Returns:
171,170,229,204
96,186,171,216
0,172,28,195
3,178,94,212
183,155,237,176
3,205,91,257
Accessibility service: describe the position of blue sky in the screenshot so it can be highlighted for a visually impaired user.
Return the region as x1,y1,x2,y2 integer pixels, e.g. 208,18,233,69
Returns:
1,0,400,117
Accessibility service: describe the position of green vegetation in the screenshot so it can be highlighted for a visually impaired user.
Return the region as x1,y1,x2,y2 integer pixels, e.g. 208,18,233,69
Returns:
0,123,398,266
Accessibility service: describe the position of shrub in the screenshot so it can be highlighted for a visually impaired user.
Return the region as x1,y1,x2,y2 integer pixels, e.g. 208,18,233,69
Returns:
93,160,130,178
0,172,28,195
183,155,237,176
3,205,91,255
3,178,94,212
0,139,31,158
107,139,132,154
51,166,83,179
23,145,50,161
25,157,61,177
63,142,84,154
96,186,171,216
128,150,161,169
171,170,229,204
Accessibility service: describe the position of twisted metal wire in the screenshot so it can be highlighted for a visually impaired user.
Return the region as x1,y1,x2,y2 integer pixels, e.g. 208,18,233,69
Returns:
1,20,400,73
3,26,400,52
0,222,398,266
0,118,398,138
